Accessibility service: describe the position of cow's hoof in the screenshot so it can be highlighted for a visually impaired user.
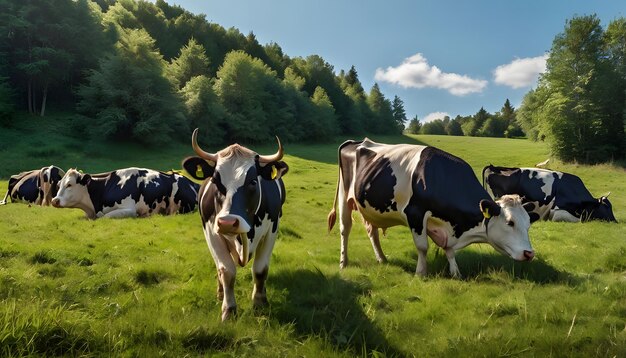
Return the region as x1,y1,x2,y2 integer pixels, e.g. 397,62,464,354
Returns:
252,295,269,308
339,260,348,269
221,306,237,321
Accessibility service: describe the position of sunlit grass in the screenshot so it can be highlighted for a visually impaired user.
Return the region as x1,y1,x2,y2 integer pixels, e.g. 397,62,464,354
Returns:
0,114,625,356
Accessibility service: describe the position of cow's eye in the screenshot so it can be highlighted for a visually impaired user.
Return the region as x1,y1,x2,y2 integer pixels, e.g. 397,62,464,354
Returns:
66,184,72,188
507,220,515,227
249,179,258,188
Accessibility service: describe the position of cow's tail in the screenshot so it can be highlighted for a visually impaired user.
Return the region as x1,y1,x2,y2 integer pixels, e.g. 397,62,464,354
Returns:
328,145,345,233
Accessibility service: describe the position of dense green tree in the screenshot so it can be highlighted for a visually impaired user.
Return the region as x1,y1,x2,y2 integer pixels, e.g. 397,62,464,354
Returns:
421,119,446,135
167,38,210,89
524,15,625,162
0,75,14,126
306,86,339,140
180,75,226,144
77,28,186,144
406,115,421,134
445,118,463,136
392,95,407,130
367,83,399,134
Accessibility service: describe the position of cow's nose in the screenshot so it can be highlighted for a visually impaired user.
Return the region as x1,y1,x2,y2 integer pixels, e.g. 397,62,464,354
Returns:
218,217,239,230
51,198,60,208
523,250,535,261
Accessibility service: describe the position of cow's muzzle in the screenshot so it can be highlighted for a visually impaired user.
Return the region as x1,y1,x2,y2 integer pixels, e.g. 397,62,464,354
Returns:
51,198,61,208
523,250,535,261
216,215,251,234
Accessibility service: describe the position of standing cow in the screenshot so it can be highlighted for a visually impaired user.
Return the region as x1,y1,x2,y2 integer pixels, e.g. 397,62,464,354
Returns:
51,167,199,219
1,165,65,206
182,129,288,321
328,139,534,278
482,165,617,223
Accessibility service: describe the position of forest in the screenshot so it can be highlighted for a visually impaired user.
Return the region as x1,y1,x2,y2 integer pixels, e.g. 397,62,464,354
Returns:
0,0,406,146
0,1,625,163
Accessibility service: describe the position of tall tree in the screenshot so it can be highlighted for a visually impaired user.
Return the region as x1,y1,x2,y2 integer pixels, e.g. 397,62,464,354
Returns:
77,28,186,144
391,95,407,130
406,115,421,134
180,75,226,144
167,37,210,89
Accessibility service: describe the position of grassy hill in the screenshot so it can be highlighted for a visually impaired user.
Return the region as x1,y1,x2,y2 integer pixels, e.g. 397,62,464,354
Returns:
1,113,625,356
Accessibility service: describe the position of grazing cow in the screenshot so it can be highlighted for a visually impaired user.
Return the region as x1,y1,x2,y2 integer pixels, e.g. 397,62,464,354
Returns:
182,128,288,321
482,165,617,223
327,139,534,278
51,167,199,219
1,165,65,206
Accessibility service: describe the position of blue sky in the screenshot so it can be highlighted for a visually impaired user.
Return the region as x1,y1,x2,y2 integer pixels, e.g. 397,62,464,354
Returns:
167,0,625,123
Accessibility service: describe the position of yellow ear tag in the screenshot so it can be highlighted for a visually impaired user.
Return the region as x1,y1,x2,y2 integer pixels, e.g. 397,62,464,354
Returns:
271,166,278,180
195,165,204,178
482,208,491,219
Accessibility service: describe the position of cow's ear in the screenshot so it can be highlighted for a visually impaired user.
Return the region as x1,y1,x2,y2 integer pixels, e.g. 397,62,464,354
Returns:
479,199,502,218
182,156,215,181
79,174,91,186
257,160,289,180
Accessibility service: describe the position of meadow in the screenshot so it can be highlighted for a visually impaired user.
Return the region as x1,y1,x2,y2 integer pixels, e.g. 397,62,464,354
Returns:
0,114,625,357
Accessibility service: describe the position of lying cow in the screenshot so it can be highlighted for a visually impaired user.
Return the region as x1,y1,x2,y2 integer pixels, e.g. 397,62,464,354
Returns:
51,167,199,219
182,128,288,321
482,165,617,223
327,139,534,278
1,165,65,206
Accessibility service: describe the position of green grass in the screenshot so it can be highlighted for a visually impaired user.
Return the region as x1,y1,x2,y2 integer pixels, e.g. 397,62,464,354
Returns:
1,113,625,356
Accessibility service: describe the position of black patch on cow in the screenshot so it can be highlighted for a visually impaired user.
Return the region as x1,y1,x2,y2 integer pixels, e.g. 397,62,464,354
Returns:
354,147,397,213
405,147,490,238
173,176,199,214
229,167,261,232
13,174,40,203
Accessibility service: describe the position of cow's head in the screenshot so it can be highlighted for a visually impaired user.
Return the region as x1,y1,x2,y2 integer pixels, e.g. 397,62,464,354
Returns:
183,129,288,238
51,169,93,212
581,193,617,222
479,194,534,261
39,165,65,206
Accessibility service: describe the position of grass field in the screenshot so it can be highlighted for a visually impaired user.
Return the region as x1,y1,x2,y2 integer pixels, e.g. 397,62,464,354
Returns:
1,113,625,356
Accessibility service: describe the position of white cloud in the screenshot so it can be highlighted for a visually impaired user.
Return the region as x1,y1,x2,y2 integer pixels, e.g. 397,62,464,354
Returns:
493,54,548,89
422,112,450,123
374,53,488,96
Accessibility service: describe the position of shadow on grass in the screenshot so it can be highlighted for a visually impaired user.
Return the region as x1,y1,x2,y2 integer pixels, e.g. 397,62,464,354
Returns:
388,249,581,285
270,268,407,357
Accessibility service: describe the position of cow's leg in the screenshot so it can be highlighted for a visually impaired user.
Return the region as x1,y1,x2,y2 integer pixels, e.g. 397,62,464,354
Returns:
102,208,137,218
411,213,430,277
339,197,354,269
445,248,461,279
252,232,277,308
550,209,579,222
365,221,387,263
205,228,237,321
0,190,9,205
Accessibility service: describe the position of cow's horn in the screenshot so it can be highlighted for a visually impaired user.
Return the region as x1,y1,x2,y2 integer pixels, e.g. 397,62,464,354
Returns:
258,136,283,163
192,128,218,162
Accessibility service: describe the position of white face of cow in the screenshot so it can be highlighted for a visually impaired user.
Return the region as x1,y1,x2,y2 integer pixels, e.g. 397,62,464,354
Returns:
51,169,91,210
483,195,534,261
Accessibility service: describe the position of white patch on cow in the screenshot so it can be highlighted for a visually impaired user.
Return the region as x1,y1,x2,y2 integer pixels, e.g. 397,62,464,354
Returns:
550,209,579,222
98,196,137,218
137,170,161,188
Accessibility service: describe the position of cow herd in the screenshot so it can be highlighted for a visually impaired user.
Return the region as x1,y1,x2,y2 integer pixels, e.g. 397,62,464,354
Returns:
1,132,618,321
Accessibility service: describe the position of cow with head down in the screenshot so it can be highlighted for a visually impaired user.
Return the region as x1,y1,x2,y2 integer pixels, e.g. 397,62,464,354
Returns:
182,128,288,321
1,165,65,206
328,139,534,278
482,165,617,223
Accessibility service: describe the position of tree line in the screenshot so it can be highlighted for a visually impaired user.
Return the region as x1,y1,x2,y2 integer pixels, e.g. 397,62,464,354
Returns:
406,99,524,138
0,0,406,145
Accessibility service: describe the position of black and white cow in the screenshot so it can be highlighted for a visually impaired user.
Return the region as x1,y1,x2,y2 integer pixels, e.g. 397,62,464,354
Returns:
327,139,534,278
482,165,617,223
51,167,199,219
1,165,65,206
182,128,288,321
